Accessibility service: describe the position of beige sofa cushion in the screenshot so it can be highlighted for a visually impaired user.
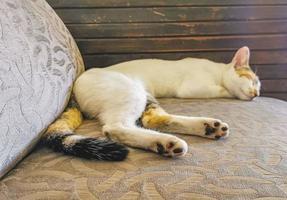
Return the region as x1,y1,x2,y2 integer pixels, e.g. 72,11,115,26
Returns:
0,0,84,178
1,98,287,199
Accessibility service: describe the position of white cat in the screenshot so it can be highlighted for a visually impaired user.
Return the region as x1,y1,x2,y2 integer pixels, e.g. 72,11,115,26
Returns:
106,46,260,100
43,46,260,161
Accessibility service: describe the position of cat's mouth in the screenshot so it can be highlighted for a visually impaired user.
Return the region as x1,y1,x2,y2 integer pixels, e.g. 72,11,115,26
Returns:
240,89,257,100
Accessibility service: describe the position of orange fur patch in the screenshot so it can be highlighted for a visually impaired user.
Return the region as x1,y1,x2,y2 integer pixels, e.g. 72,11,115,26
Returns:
45,108,83,135
235,67,257,80
141,105,171,129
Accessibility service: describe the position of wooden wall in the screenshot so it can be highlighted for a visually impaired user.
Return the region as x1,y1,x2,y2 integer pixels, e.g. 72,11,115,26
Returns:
47,0,287,100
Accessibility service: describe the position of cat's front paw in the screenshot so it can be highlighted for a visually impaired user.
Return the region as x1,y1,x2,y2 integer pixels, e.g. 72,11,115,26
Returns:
152,136,188,157
203,119,229,140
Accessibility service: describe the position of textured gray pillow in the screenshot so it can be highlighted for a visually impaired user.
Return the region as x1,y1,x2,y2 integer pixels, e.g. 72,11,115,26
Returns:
0,0,84,178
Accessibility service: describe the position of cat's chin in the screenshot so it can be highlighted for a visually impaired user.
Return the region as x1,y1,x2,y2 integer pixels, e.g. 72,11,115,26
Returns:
236,88,258,101
238,93,256,101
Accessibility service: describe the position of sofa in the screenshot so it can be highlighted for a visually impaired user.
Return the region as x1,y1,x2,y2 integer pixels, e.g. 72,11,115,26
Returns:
1,0,287,199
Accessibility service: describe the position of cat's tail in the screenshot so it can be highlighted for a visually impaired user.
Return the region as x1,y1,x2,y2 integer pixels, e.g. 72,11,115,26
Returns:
42,106,129,161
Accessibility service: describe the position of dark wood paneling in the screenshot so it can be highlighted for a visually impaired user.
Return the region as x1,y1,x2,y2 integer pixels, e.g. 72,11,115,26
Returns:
253,65,287,79
77,35,287,54
47,0,287,101
82,51,287,68
47,0,287,8
67,20,287,38
263,93,287,101
55,7,287,24
261,80,287,92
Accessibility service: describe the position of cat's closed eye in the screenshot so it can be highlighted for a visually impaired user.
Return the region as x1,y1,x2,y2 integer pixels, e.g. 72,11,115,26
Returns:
251,78,259,86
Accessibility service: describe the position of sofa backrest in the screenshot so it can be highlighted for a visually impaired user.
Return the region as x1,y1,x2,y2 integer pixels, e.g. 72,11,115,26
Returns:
47,0,287,101
0,0,84,178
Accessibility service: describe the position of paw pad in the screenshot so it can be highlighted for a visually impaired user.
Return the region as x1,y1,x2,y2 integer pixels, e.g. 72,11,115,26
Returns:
173,148,183,154
154,138,187,157
167,142,175,149
156,143,165,154
205,124,216,136
203,120,229,140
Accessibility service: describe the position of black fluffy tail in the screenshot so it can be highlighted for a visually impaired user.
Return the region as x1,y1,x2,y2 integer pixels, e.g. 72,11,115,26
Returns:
44,133,129,161
42,106,128,161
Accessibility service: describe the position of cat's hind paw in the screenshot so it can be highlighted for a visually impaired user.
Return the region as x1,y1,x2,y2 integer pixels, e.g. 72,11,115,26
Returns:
204,120,229,140
153,136,188,157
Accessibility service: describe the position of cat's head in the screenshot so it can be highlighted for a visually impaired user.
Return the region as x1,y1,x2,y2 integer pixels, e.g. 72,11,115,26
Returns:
224,46,261,100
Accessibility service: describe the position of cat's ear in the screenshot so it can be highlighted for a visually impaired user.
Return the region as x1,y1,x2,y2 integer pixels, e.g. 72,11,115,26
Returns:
232,46,250,69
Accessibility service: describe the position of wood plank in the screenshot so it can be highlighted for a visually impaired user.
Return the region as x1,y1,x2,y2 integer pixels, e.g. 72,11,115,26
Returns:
47,0,287,8
262,93,287,101
67,20,287,38
76,34,287,54
54,6,287,24
253,65,287,79
261,80,287,92
82,51,287,68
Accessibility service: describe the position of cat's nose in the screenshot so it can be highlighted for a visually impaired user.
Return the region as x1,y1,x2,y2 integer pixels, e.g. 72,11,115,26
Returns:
253,90,259,97
249,90,259,98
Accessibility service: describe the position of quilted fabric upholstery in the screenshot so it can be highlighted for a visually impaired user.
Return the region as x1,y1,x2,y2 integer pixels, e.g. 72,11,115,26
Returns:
0,0,84,178
1,98,287,200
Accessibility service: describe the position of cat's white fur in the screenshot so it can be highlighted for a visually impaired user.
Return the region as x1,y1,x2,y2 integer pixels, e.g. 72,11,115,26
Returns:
73,47,260,157
107,47,260,100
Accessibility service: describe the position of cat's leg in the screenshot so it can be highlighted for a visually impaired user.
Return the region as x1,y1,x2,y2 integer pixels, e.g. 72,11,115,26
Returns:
102,124,188,157
177,84,233,99
140,101,229,140
75,70,188,157
97,82,188,157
